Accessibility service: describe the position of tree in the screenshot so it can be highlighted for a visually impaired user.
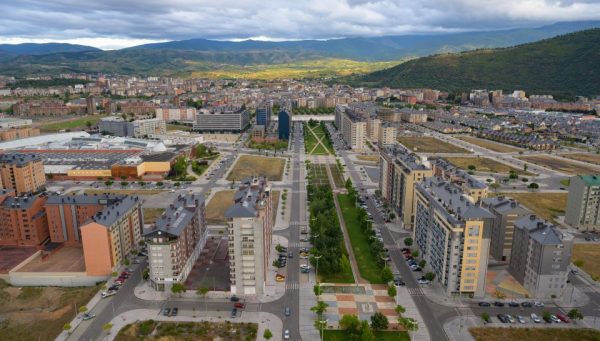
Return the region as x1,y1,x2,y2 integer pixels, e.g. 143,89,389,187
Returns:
370,312,389,331
313,283,322,296
121,181,128,187
263,329,273,340
196,286,209,313
468,165,476,171
79,306,88,313
481,312,490,323
339,314,361,334
102,323,113,334
143,269,149,280
419,260,426,268
104,180,113,187
395,305,406,315
490,182,501,192
411,250,419,258
310,301,329,320
523,164,528,172
425,272,436,281
528,182,539,190
171,283,185,297
381,267,393,283
542,311,552,322
567,309,583,323
387,284,397,297
400,317,418,335
63,323,72,332
404,237,413,246
360,320,374,341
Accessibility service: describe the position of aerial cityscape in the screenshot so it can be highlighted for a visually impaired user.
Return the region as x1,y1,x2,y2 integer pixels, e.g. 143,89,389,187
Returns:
0,1,600,341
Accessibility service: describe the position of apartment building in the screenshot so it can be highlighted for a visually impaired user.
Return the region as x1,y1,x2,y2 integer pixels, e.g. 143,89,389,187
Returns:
378,124,397,146
509,215,573,298
482,196,531,262
45,194,126,246
0,154,46,195
278,110,291,140
155,107,197,123
0,190,48,247
0,127,41,142
366,117,381,140
225,177,272,295
400,109,428,123
255,102,272,127
99,116,167,137
194,107,250,133
145,194,207,291
433,158,488,202
565,175,600,231
414,177,493,297
379,145,433,229
80,196,143,276
335,105,367,151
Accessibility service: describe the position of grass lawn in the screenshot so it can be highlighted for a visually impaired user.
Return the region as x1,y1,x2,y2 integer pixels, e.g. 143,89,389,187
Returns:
469,327,600,341
205,190,234,224
308,163,331,187
323,329,410,341
572,244,600,281
38,115,104,132
446,157,533,175
166,123,192,131
84,189,165,196
338,194,385,284
227,155,285,181
560,179,571,186
356,155,380,163
457,136,522,153
398,136,471,154
561,153,600,166
494,192,567,223
518,155,600,175
311,144,331,155
142,208,166,224
115,320,258,341
305,123,333,155
329,164,345,189
0,280,99,341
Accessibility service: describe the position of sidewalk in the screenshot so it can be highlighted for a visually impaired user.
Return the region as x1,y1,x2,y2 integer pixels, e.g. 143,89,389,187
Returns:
101,309,283,341
56,290,104,341
332,193,366,284
395,286,431,341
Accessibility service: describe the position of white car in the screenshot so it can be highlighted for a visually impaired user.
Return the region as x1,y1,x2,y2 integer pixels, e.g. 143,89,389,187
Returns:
530,313,541,323
533,301,544,307
284,329,290,339
517,315,526,324
417,279,429,284
101,290,117,298
300,264,312,270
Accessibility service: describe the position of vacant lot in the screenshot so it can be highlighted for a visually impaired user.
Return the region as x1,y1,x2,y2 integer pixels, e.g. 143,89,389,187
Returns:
457,136,522,153
469,327,600,341
143,208,166,224
356,155,380,163
38,115,104,132
495,192,567,223
206,190,279,225
166,123,193,131
0,280,98,341
84,189,165,196
518,155,600,175
561,153,600,166
227,155,285,181
398,136,471,154
446,157,532,175
572,244,600,281
116,320,258,341
324,330,409,341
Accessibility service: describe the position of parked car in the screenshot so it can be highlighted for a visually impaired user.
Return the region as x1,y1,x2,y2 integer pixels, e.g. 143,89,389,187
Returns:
234,302,246,309
533,301,545,307
517,315,526,324
506,314,515,323
230,295,240,302
82,313,96,321
521,301,533,307
171,307,179,316
417,278,429,284
163,308,171,316
285,307,291,316
284,329,290,340
508,301,519,307
493,301,505,307
497,314,509,323
556,313,570,323
412,267,422,272
550,315,561,323
101,290,117,298
531,313,541,323
108,285,121,291
231,308,237,318
478,302,491,307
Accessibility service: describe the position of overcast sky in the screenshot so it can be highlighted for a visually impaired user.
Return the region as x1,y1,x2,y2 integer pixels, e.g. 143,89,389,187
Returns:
1,0,599,49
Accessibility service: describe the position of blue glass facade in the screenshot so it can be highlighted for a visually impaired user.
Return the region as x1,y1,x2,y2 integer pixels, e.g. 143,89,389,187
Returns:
256,106,271,127
278,110,290,140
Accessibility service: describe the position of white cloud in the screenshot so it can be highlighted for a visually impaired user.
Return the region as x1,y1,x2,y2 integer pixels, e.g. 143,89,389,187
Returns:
0,0,598,49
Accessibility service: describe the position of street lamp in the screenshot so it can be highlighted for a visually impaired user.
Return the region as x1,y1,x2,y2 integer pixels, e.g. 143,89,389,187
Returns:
319,319,328,341
313,255,322,284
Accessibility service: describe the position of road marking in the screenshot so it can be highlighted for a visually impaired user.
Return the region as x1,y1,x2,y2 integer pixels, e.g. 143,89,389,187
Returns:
407,287,425,296
285,282,299,290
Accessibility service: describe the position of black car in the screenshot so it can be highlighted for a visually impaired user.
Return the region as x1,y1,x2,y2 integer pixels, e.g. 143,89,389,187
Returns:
171,307,179,316
508,301,519,307
497,314,509,323
231,308,237,318
393,278,405,286
478,302,491,307
230,296,240,302
163,308,171,316
493,301,505,307
521,301,533,307
108,285,120,291
411,267,422,272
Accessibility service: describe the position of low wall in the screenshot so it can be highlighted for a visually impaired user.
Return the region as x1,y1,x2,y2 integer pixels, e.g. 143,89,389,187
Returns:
9,271,107,287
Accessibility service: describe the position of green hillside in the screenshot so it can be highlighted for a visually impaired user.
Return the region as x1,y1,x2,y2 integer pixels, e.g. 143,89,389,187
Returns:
358,29,600,98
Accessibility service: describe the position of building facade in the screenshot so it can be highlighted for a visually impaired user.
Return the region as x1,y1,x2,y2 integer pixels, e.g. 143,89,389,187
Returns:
194,107,250,133
99,116,167,138
509,215,573,298
145,194,207,291
0,154,46,195
336,105,367,151
255,103,271,127
225,177,272,295
482,196,531,262
378,125,397,146
414,177,493,297
278,110,291,140
0,190,49,247
565,175,600,231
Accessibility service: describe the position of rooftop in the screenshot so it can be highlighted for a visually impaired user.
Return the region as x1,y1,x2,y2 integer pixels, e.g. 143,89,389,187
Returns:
225,176,269,219
482,196,530,214
578,174,600,187
0,153,42,166
1,194,43,210
145,193,204,238
46,193,125,206
382,144,430,171
88,195,141,227
515,214,573,245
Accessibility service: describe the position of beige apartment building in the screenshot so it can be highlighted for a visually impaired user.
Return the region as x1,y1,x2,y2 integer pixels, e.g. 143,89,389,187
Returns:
379,145,433,229
225,177,272,295
366,117,381,140
378,125,397,146
0,154,46,195
335,105,367,151
433,158,488,202
414,177,493,297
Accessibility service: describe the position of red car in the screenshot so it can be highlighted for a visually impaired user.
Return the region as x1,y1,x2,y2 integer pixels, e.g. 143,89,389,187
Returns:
556,313,570,323
234,302,246,309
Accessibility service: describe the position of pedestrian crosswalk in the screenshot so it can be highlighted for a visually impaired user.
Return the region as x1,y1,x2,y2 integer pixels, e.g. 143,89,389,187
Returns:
285,282,299,290
407,287,425,296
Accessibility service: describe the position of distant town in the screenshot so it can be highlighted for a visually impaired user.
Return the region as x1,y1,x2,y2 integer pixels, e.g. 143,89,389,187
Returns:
1,73,600,341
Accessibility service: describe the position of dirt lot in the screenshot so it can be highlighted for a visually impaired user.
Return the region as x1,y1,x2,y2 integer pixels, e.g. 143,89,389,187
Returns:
446,157,532,175
457,136,522,153
0,247,36,273
0,280,98,341
226,155,285,181
572,244,600,281
205,190,279,225
561,153,600,166
143,208,166,225
356,155,380,163
494,192,567,223
469,327,600,341
17,246,85,273
518,155,600,175
398,136,471,154
115,320,258,341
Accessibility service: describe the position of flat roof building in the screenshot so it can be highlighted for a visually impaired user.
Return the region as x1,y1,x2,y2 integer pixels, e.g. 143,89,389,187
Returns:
194,107,249,133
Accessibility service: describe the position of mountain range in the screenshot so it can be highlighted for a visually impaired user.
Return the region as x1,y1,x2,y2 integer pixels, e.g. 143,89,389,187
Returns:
358,29,600,98
0,21,598,78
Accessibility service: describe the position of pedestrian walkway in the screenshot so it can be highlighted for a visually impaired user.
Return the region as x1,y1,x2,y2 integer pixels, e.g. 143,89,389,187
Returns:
332,193,366,284
395,286,431,341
